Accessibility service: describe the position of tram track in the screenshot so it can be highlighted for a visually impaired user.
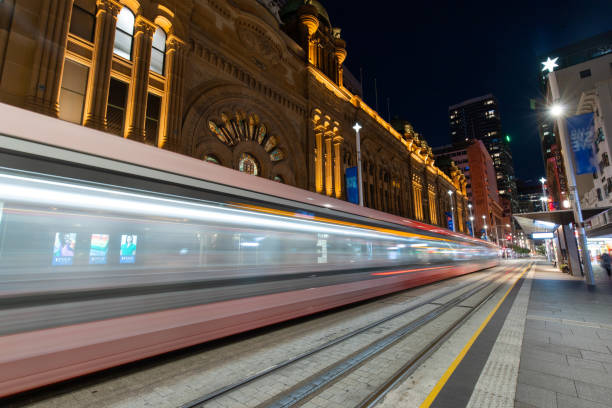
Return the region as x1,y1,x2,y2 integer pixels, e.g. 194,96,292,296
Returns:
181,262,527,408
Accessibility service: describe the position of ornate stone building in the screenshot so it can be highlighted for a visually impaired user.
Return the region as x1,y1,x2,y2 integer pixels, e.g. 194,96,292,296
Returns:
0,0,468,232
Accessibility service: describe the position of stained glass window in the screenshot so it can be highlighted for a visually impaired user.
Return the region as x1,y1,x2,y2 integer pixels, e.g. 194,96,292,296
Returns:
269,148,285,162
238,153,259,176
273,175,284,183
204,155,220,164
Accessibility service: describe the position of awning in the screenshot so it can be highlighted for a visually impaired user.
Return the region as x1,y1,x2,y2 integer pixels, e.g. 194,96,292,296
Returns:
513,208,610,226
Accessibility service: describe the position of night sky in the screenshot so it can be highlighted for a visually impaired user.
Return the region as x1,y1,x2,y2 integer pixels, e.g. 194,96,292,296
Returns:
323,1,612,182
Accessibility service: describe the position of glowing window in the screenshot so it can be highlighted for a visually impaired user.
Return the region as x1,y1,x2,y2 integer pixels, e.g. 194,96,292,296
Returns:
238,153,259,176
150,27,166,75
113,7,134,60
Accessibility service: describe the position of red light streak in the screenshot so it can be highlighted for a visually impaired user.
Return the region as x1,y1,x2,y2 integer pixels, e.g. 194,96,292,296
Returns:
372,265,449,276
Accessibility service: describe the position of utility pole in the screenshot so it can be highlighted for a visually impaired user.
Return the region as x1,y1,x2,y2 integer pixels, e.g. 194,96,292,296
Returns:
549,71,595,286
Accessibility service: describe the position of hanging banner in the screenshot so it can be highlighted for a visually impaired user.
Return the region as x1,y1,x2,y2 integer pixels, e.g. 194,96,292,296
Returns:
467,220,473,236
345,166,359,204
567,112,596,175
445,211,453,231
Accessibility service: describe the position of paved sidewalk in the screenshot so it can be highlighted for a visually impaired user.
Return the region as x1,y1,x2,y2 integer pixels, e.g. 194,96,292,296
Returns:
515,262,612,408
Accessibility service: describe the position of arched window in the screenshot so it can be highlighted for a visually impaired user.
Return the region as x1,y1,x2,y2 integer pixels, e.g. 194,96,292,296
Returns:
150,27,166,75
113,7,134,60
238,153,259,176
204,155,220,164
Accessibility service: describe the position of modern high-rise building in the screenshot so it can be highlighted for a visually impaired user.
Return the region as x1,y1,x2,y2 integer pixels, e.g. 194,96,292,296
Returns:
448,94,518,217
434,140,506,242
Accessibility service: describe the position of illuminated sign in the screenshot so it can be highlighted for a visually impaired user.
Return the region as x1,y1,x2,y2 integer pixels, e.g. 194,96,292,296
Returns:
532,232,554,239
541,57,559,73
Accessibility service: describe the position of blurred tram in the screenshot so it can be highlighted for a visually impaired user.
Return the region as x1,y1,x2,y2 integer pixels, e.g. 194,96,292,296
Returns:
0,104,498,397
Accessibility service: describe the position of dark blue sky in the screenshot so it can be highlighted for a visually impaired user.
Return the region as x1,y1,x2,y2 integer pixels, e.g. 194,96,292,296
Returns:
324,1,612,181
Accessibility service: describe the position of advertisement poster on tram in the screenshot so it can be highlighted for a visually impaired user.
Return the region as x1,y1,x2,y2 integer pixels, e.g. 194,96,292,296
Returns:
89,234,110,264
52,232,76,265
120,234,138,264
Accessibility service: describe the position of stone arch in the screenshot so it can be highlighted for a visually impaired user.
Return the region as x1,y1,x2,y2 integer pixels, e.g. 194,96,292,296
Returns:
182,83,305,188
118,0,142,15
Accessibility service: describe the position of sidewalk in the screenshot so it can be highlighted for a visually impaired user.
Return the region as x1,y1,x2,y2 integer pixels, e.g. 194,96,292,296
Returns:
515,261,612,408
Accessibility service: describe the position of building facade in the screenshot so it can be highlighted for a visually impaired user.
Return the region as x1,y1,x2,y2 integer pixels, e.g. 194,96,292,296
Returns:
542,50,612,210
449,94,518,218
0,0,469,231
516,179,546,214
537,30,612,210
434,140,505,242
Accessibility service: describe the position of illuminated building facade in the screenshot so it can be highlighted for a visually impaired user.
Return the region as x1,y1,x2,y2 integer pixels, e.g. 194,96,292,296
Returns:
449,94,518,218
0,0,468,231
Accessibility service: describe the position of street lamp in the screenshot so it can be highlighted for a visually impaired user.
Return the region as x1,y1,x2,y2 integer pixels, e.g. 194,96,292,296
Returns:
539,177,548,211
550,103,565,117
468,203,475,237
353,122,363,207
448,190,455,232
548,79,594,285
482,214,488,240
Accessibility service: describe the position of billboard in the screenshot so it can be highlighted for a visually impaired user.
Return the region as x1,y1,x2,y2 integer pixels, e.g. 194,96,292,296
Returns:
532,232,554,239
345,166,359,204
567,112,596,175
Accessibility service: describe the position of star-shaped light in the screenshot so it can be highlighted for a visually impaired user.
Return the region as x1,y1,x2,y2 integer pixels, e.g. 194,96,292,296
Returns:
541,57,559,73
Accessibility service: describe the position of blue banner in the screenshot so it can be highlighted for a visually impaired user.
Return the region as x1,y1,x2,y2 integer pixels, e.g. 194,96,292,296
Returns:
567,112,596,175
467,220,473,236
445,211,453,231
345,166,359,204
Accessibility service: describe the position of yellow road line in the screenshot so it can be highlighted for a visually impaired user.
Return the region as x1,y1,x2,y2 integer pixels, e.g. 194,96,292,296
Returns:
419,262,533,408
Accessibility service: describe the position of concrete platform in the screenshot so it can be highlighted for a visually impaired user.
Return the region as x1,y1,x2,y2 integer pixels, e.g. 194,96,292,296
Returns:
409,260,612,408
515,262,612,408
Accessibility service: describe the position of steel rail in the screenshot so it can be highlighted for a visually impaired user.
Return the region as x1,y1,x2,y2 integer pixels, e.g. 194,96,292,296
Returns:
357,262,532,408
180,263,516,408
264,266,518,408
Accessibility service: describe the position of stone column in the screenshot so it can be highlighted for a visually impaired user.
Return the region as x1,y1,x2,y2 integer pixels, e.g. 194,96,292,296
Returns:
324,132,333,196
333,135,343,199
125,16,155,142
26,0,73,117
314,127,324,193
160,35,186,152
83,0,122,131
298,4,318,65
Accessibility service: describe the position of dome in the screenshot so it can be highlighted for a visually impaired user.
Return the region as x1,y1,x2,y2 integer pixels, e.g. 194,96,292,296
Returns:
280,0,332,29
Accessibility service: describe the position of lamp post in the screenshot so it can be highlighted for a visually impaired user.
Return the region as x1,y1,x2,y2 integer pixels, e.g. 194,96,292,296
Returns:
482,214,488,241
447,190,456,232
468,203,475,237
353,122,364,207
549,73,595,286
539,177,548,211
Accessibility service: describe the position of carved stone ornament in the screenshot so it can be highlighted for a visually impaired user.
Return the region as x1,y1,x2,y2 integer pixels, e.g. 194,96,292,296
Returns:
208,112,285,162
236,20,282,64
